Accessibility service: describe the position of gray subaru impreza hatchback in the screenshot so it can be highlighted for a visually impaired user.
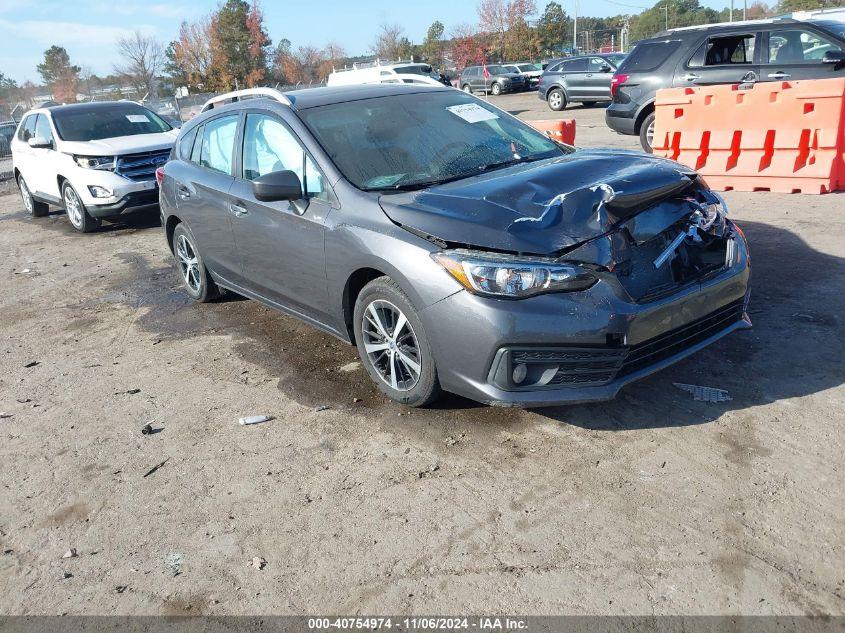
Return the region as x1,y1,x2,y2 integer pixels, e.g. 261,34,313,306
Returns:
158,84,750,407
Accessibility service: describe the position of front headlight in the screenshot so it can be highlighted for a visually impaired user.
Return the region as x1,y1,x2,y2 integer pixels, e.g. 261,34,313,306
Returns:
74,155,115,170
432,250,597,298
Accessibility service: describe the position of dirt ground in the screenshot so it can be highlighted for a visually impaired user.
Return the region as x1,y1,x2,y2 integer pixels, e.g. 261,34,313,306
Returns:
1,94,844,616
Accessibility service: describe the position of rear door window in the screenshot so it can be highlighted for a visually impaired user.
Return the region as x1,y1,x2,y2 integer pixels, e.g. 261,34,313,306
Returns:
199,115,238,175
620,40,682,72
18,115,37,142
561,58,588,72
690,34,756,67
178,126,198,160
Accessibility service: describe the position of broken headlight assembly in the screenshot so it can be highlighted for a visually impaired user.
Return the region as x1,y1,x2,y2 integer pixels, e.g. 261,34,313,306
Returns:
433,250,597,298
73,155,116,170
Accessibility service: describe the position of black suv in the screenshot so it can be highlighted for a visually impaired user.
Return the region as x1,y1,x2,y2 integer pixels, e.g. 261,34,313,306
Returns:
606,18,845,151
459,65,527,95
538,54,627,110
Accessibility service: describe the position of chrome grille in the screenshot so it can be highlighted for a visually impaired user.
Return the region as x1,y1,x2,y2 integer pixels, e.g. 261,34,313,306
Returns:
115,149,170,182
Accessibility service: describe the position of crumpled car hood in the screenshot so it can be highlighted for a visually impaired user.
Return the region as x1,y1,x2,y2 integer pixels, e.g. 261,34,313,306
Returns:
378,149,698,255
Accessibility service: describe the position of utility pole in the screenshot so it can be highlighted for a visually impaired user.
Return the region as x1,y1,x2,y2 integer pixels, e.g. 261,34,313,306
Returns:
661,6,669,30
730,0,734,22
573,0,578,54
743,0,747,20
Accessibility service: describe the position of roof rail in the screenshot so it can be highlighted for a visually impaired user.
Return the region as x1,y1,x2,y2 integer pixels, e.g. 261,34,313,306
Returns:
202,87,291,113
663,16,794,33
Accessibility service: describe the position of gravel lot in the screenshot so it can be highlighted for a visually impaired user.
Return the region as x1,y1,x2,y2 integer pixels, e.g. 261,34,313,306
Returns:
1,93,844,616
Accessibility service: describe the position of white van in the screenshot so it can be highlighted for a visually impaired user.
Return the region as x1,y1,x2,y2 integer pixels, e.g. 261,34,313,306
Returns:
327,61,447,87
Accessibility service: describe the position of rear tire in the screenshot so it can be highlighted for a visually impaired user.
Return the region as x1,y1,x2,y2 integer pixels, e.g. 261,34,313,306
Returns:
171,223,219,303
18,175,48,217
353,277,441,407
640,112,656,153
62,182,100,233
547,88,566,111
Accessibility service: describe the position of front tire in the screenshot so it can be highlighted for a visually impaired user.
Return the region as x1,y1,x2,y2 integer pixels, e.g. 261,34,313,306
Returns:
171,223,219,303
62,182,100,233
640,112,656,153
18,175,48,217
547,88,567,111
491,82,502,96
462,84,472,93
353,277,441,407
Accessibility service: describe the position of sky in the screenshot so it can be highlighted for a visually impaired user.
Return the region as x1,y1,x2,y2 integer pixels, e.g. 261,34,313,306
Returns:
0,0,738,84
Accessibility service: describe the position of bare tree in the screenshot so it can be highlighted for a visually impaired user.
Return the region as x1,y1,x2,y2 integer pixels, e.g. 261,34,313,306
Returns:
115,30,165,99
478,0,536,61
371,23,404,60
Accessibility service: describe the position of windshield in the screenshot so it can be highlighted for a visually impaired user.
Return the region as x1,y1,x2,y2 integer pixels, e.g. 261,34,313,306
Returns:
486,65,507,74
298,91,566,191
814,20,845,39
52,104,172,142
604,53,627,66
517,64,539,72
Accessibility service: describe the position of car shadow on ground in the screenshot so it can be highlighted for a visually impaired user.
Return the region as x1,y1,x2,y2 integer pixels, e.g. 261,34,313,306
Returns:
532,219,845,430
79,211,845,432
8,207,161,234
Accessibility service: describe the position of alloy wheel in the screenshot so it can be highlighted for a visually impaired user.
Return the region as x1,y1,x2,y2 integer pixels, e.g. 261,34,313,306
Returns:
646,120,656,150
64,187,83,228
175,234,202,294
361,299,422,392
549,92,562,109
19,178,33,214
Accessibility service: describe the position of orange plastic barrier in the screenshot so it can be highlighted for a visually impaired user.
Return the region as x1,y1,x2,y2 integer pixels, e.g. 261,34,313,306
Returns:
653,78,845,194
529,119,576,145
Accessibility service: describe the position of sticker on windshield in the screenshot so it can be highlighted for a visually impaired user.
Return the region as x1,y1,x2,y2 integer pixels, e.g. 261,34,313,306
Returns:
446,103,499,123
126,114,150,123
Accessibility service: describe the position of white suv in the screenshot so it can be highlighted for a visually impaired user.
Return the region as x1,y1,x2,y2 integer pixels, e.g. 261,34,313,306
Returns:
12,101,177,232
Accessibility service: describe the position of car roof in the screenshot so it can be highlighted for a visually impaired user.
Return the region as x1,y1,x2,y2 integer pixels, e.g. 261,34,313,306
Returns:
284,83,452,109
29,101,150,117
655,16,801,37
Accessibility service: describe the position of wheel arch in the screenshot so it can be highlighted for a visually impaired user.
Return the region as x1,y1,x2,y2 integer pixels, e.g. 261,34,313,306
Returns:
342,267,388,344
165,214,182,253
634,100,656,134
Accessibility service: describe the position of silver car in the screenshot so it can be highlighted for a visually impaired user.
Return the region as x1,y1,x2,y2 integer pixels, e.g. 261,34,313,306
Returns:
158,85,750,407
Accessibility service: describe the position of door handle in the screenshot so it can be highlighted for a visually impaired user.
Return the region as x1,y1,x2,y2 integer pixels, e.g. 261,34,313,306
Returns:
176,184,191,199
229,202,248,217
767,72,791,79
682,73,700,81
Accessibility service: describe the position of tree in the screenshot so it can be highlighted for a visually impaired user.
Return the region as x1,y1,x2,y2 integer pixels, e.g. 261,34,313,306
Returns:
115,31,165,98
777,0,838,11
537,2,570,55
212,0,271,90
171,17,216,89
450,23,488,69
630,0,717,41
478,0,537,61
505,17,541,60
372,23,405,60
37,46,80,103
421,21,446,69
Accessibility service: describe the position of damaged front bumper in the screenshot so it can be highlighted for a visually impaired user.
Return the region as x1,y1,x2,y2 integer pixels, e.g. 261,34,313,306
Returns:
420,224,750,407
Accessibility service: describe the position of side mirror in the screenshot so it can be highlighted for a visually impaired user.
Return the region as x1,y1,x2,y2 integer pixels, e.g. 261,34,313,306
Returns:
251,170,302,202
822,50,845,65
28,136,52,149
